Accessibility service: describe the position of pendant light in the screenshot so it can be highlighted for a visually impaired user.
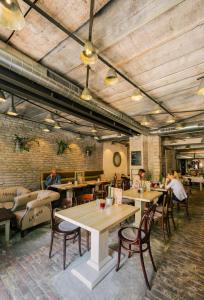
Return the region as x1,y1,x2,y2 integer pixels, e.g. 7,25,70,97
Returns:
80,41,98,65
45,113,55,124
0,0,25,30
104,68,118,86
197,78,204,96
81,87,92,101
91,125,97,133
7,96,18,116
0,90,6,102
166,116,175,124
131,89,143,101
141,116,150,126
43,126,50,132
54,122,61,129
81,64,92,100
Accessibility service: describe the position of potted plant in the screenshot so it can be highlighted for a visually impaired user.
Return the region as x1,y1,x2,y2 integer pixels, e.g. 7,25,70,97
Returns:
85,145,95,157
14,135,37,152
56,140,69,155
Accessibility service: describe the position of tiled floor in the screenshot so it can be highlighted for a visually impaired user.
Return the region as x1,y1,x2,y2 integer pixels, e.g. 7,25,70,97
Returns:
0,190,203,300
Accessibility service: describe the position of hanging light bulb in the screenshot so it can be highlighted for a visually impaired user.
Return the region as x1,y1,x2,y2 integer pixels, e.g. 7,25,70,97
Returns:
0,0,25,30
7,96,18,116
81,87,92,101
76,135,81,140
43,126,50,132
197,78,204,96
153,109,162,114
0,90,6,103
141,116,150,126
104,68,118,86
54,122,61,129
166,116,175,124
45,113,55,124
131,89,143,101
91,126,97,133
80,41,98,65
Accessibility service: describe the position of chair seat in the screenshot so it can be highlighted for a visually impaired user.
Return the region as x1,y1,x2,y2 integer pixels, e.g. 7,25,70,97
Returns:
120,227,145,242
57,221,79,233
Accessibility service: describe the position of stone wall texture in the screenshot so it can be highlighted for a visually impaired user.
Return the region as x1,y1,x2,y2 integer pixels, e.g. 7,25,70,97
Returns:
0,115,103,190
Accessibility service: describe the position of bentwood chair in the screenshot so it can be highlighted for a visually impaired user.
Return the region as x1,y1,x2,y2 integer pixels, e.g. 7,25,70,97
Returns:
154,194,171,241
116,204,157,290
49,202,82,270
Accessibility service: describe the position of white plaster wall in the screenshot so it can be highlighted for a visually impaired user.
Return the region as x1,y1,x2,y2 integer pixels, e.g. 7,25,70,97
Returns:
103,142,128,180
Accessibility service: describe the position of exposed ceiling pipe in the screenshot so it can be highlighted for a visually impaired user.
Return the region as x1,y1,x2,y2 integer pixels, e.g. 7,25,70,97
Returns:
150,121,204,136
0,40,145,134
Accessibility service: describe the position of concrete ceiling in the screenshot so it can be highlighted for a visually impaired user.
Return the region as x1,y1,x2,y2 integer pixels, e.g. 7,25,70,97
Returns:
0,0,204,134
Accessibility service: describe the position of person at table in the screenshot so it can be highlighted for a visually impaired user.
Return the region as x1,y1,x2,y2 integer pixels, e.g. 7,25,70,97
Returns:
165,170,187,202
45,168,61,189
132,168,146,189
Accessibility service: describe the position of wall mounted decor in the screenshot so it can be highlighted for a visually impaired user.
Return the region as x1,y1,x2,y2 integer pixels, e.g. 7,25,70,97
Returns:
113,152,122,167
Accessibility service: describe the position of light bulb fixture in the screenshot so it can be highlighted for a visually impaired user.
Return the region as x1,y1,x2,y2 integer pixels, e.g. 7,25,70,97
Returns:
104,68,118,86
81,87,92,101
166,116,175,124
153,109,162,114
43,126,50,132
54,122,61,129
76,135,81,140
7,96,18,116
197,78,204,96
0,0,25,30
91,126,97,133
131,89,143,101
141,116,150,126
0,90,6,103
94,136,99,140
80,41,98,65
45,113,55,124
176,123,184,130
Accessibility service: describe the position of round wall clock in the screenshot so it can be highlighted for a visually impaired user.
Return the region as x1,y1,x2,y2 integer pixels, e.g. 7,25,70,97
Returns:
113,152,122,167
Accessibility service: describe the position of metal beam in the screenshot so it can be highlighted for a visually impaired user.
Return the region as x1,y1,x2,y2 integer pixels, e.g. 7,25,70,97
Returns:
22,0,174,117
0,66,135,136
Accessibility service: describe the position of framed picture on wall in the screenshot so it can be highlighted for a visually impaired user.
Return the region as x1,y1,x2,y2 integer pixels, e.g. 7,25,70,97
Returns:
131,151,141,166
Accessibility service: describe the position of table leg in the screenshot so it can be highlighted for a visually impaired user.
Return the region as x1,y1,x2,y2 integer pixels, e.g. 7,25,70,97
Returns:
200,182,202,191
134,200,144,227
71,230,122,289
5,220,10,243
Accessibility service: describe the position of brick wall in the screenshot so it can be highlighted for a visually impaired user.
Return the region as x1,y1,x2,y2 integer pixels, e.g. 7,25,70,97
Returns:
0,115,103,190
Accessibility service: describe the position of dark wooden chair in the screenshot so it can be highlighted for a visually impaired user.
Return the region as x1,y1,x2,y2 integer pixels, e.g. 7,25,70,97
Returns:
49,203,82,270
154,194,171,240
116,204,157,290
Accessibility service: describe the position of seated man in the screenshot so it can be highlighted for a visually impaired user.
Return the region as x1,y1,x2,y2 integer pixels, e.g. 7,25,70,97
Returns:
132,168,146,190
165,170,187,202
45,168,61,189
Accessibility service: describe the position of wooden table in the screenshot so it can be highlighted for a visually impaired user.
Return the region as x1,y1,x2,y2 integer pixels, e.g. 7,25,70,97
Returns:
123,189,162,226
183,176,204,191
51,183,88,191
56,201,139,289
0,208,14,244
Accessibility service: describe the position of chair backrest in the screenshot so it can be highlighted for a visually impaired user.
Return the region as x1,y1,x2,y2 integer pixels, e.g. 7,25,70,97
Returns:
137,204,157,242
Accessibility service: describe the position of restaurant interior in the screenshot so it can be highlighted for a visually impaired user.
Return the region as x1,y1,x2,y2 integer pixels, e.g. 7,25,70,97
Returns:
0,1,204,300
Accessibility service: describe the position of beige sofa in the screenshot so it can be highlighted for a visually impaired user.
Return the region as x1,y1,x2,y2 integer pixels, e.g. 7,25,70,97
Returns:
0,186,30,210
13,190,60,234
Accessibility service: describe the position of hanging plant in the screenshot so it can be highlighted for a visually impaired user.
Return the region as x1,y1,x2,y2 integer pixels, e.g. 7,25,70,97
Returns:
56,140,71,155
85,145,96,157
14,135,37,152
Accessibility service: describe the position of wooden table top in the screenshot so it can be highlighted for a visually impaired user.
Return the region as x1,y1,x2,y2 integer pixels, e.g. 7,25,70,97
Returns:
0,208,14,222
51,183,88,190
123,189,162,202
55,201,139,233
51,180,109,190
151,187,167,193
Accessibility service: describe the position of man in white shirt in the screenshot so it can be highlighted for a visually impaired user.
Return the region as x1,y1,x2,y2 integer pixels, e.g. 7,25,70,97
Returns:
166,170,187,202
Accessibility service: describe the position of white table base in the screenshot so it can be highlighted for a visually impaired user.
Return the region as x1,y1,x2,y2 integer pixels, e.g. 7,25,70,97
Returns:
71,251,124,289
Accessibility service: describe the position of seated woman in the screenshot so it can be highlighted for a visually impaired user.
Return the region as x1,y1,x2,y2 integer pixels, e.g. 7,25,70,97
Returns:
45,168,61,189
165,170,187,202
132,169,146,190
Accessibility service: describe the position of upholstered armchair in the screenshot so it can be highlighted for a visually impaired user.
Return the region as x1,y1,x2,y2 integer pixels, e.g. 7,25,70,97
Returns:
13,190,60,235
0,186,30,210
